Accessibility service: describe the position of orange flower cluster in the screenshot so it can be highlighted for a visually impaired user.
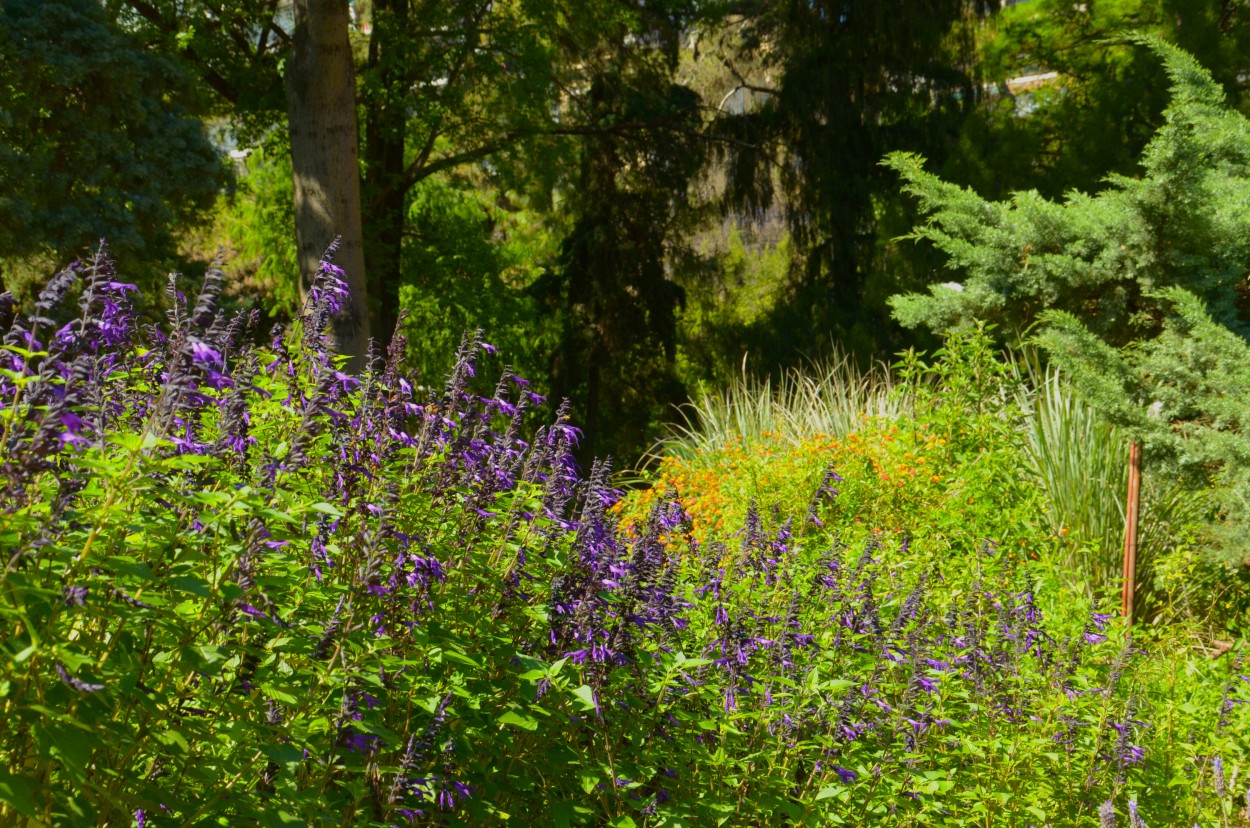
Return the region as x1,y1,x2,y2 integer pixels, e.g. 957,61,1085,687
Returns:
616,421,958,544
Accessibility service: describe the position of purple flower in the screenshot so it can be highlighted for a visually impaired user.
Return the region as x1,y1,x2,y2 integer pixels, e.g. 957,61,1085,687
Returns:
342,730,381,755
57,411,89,447
834,765,857,784
1099,799,1116,828
238,603,267,620
188,339,223,369
314,262,350,316
62,585,89,606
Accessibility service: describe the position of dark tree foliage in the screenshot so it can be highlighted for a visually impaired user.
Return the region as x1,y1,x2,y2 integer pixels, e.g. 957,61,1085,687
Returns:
358,0,575,349
542,38,708,465
945,0,1250,203
0,0,225,295
714,0,986,362
113,0,291,127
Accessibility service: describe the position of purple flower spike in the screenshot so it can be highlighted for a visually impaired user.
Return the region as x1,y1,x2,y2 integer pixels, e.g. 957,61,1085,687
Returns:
316,262,350,316
834,765,857,784
1099,800,1115,828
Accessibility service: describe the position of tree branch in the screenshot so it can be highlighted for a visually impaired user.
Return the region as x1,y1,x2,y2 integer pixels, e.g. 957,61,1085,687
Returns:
255,0,290,62
124,0,241,104
398,119,728,192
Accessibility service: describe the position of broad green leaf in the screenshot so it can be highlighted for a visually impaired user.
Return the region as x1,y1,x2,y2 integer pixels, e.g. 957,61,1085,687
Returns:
498,711,539,731
0,770,38,819
570,685,597,712
579,769,599,794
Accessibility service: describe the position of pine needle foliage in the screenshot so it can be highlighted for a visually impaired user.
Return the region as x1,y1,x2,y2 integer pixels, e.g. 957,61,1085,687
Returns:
886,36,1250,568
885,36,1250,347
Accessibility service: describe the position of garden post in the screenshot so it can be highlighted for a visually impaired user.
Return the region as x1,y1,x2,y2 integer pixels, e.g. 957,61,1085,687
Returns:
1122,440,1141,624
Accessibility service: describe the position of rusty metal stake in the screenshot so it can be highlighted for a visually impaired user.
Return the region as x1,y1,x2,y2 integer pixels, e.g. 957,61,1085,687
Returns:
1122,441,1142,625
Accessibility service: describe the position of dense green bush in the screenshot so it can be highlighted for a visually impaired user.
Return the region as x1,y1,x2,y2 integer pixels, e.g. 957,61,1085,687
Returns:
888,38,1250,574
0,0,226,300
0,251,1247,826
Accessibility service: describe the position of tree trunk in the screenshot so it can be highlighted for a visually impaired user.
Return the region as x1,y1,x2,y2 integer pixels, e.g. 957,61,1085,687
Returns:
362,0,409,351
285,0,370,366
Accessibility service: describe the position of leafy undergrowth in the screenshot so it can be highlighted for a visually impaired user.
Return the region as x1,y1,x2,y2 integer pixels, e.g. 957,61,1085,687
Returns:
622,337,1046,562
0,251,1247,827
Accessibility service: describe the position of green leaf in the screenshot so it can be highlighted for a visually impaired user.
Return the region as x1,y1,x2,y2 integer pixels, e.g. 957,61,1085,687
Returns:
262,743,306,776
170,575,211,597
192,645,230,674
263,684,301,705
607,817,636,828
0,770,38,819
43,723,91,782
443,650,482,669
570,685,597,712
108,557,155,581
498,711,539,731
260,507,297,524
515,654,548,672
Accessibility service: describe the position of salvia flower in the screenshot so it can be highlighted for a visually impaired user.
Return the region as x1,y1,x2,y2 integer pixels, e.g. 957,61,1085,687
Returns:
1099,799,1116,828
62,585,88,606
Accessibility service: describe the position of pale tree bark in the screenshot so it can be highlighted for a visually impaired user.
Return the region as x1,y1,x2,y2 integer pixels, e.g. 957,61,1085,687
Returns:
285,0,370,366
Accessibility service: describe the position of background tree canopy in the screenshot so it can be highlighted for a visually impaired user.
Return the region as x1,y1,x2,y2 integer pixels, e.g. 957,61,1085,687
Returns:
0,0,225,297
4,0,1250,467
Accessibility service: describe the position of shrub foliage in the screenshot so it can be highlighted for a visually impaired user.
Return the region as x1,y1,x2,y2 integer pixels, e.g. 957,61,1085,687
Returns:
0,249,1247,826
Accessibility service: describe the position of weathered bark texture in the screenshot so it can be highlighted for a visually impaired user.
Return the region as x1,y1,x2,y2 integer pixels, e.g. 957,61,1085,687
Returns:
285,0,370,365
